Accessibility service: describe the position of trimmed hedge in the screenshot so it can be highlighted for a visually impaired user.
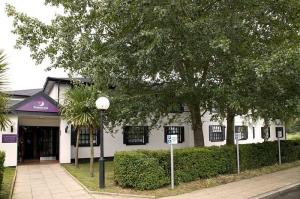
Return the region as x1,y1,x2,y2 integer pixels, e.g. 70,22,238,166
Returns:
114,140,300,190
0,151,5,191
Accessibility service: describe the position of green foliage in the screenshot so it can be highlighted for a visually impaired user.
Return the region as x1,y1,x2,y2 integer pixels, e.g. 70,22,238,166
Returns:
0,51,10,131
114,151,168,190
60,84,99,127
0,151,5,190
6,1,300,146
114,141,300,190
287,119,300,133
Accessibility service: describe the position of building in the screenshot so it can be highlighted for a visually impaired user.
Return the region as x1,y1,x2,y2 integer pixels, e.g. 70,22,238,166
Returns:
0,77,285,166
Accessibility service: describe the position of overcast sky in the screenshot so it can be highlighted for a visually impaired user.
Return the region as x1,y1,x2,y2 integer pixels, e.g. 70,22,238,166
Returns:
0,0,68,91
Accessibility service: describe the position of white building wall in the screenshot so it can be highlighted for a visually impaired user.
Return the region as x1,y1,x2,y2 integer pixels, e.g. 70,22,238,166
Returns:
60,119,71,163
48,83,70,105
49,84,58,102
71,113,194,158
0,115,18,166
48,81,285,160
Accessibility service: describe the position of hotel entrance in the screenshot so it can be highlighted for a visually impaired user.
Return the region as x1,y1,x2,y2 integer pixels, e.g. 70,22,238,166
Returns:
18,126,59,162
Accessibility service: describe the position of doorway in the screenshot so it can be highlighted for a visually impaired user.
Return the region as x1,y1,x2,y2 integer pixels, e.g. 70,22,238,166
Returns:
18,126,59,163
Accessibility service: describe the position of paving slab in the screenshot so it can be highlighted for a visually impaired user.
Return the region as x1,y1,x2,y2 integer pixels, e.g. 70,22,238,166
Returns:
162,166,300,199
12,163,93,199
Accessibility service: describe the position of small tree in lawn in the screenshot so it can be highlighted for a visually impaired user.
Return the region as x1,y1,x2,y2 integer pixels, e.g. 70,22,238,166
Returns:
60,84,98,177
0,50,10,130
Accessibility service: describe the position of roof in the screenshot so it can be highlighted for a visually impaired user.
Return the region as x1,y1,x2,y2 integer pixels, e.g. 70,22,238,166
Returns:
43,77,90,94
10,91,59,116
5,89,42,97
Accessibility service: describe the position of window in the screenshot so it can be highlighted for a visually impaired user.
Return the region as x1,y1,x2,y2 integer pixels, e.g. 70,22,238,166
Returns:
164,126,185,143
253,127,255,139
276,127,284,138
78,127,99,146
123,126,149,145
235,126,248,140
261,127,270,139
71,126,99,147
209,125,225,142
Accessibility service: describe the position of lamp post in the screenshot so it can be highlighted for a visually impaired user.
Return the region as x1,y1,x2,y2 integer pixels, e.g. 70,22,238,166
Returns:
95,97,110,188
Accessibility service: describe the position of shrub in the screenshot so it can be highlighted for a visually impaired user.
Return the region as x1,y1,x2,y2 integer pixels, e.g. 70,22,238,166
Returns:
114,140,300,190
114,151,168,190
0,151,5,190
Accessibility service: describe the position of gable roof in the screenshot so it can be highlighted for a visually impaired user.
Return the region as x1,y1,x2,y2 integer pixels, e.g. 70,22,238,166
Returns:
5,88,42,97
43,77,90,95
10,91,59,115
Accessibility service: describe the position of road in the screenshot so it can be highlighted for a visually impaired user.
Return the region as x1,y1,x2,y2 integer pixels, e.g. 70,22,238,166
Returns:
270,187,300,199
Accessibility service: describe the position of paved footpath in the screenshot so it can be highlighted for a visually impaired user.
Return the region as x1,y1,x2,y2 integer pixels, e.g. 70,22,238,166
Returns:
13,163,93,199
163,166,300,199
13,163,300,199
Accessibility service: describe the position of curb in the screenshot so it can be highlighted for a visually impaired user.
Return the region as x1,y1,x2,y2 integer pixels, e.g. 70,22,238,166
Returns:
61,164,155,198
9,166,17,199
250,182,300,199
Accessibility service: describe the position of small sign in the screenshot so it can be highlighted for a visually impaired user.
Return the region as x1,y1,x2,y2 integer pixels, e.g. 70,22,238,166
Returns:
2,134,17,143
235,133,242,140
167,135,178,144
277,130,283,138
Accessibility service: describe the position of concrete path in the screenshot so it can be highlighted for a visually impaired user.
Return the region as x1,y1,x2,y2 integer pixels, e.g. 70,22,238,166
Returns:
13,163,93,199
162,166,300,199
13,163,300,199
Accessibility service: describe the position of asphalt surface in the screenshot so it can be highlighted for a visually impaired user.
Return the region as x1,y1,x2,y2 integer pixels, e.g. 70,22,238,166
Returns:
270,187,300,199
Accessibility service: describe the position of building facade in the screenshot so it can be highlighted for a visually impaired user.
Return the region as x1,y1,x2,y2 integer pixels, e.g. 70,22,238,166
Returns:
0,77,286,166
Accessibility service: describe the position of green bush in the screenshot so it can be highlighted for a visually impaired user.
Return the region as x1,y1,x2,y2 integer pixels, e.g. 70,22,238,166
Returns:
114,151,168,190
0,151,5,190
114,140,300,190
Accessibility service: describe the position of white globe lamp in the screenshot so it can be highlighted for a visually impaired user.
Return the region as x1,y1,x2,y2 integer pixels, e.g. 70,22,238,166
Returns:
96,97,110,110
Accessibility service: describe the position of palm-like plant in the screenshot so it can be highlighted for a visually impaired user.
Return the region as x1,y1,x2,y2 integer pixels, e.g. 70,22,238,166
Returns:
0,51,10,130
60,84,98,176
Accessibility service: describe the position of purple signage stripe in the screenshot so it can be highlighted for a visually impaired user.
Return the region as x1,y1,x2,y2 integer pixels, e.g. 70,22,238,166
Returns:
2,134,17,143
16,96,58,113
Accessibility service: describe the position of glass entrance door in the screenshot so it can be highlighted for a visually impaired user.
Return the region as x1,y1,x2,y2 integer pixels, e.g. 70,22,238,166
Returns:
39,127,59,158
18,126,59,162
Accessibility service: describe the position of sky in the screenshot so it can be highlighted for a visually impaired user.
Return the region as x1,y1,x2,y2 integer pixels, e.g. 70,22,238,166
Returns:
0,0,68,91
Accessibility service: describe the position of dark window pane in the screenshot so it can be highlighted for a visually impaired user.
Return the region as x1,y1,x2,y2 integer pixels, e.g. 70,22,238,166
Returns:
261,127,270,139
209,125,225,142
123,126,149,145
235,126,248,140
78,127,99,146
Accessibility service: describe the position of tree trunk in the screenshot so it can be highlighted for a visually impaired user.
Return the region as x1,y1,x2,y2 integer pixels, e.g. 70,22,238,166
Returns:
226,111,235,145
263,118,269,142
75,127,80,168
189,103,204,147
89,127,94,177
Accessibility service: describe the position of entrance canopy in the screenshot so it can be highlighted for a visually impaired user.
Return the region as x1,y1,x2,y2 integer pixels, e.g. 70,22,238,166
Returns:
11,92,59,115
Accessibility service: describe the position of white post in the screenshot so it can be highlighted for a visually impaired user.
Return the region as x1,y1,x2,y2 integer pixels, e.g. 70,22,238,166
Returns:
278,137,281,165
170,143,174,189
236,138,240,174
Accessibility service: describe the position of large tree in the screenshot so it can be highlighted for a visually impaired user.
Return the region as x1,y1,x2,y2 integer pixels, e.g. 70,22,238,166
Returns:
7,1,300,146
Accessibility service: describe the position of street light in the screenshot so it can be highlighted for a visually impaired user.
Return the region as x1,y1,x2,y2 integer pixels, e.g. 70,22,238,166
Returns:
95,97,110,188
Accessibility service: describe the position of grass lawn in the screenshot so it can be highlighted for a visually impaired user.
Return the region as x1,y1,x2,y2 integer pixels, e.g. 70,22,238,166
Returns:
287,133,300,140
63,160,300,198
0,167,16,199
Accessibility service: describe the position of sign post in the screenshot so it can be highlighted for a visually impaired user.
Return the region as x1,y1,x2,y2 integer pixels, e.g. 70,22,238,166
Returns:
167,134,178,189
235,133,241,175
277,129,282,165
